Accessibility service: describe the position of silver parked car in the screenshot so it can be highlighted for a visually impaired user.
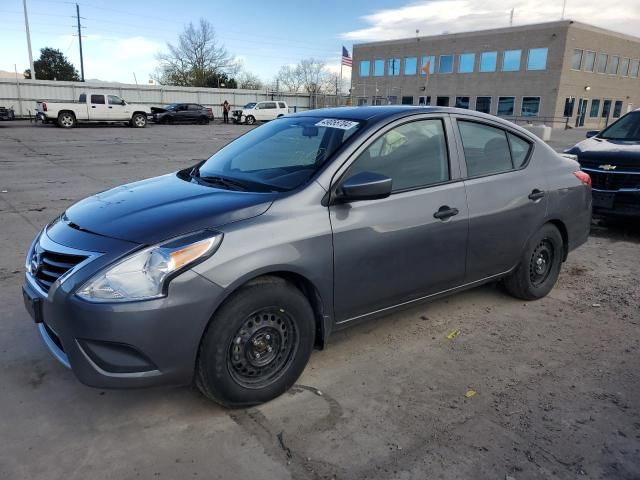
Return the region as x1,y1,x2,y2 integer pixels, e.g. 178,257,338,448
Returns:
22,107,592,406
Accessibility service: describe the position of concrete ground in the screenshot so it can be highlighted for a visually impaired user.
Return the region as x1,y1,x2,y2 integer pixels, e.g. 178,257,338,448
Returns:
0,120,638,480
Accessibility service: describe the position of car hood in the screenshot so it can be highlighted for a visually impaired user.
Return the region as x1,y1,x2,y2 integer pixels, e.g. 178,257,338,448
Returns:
64,173,275,244
567,137,640,168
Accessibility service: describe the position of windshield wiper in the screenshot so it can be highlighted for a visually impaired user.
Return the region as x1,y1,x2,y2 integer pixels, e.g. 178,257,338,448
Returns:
189,167,249,191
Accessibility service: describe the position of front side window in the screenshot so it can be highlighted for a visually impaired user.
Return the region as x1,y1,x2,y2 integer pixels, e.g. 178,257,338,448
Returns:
598,111,640,140
572,49,583,70
620,58,630,76
527,48,548,70
521,97,540,117
421,55,435,75
347,119,449,191
90,94,105,105
475,96,491,114
480,51,497,72
590,99,601,117
198,116,362,192
502,50,521,71
458,121,514,177
404,57,417,75
607,56,620,75
458,53,475,73
583,51,596,72
455,96,470,109
359,60,370,77
497,96,515,116
388,58,401,76
597,53,608,73
613,101,623,118
630,59,640,78
373,59,385,76
439,55,454,74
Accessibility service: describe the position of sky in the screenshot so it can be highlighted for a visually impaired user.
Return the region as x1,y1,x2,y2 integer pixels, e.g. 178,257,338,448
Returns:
0,0,638,85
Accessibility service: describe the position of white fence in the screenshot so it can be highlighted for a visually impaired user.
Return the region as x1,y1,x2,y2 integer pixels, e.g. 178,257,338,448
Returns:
0,78,330,119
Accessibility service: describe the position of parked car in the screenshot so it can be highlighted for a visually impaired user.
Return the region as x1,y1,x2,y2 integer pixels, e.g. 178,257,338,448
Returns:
232,101,288,125
151,103,213,125
22,106,591,407
565,110,640,217
0,105,15,121
35,93,149,128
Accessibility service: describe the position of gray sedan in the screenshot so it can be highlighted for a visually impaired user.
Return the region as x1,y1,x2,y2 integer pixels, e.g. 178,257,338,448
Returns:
22,106,592,406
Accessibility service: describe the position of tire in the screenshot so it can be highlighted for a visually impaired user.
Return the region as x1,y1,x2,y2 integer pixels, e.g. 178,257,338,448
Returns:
199,116,209,125
130,113,147,128
504,224,564,300
57,112,76,128
196,278,315,407
245,115,255,125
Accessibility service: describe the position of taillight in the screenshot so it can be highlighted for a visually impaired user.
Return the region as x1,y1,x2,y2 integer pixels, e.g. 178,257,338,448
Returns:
574,171,591,187
42,102,47,112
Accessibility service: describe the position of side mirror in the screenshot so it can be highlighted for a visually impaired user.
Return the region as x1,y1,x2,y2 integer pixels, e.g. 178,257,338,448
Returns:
337,171,392,203
586,130,599,138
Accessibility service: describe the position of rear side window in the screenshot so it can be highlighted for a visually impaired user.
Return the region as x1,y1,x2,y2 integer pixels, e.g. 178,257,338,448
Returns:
90,94,105,104
189,104,202,110
458,121,512,177
264,102,277,109
348,119,449,191
507,132,532,167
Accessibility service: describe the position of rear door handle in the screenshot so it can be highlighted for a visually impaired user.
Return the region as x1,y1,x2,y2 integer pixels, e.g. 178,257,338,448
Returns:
528,189,546,201
433,206,459,220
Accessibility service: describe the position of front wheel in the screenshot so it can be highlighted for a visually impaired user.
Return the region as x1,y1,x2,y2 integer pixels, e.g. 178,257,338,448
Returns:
245,115,255,125
130,113,147,128
504,224,564,300
196,278,315,407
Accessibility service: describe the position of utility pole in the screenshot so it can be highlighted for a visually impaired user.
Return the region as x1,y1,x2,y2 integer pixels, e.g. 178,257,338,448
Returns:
22,0,35,79
509,8,514,26
561,0,567,19
76,3,85,81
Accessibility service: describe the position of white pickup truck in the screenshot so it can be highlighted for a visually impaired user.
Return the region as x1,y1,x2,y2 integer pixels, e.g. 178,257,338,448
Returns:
36,93,150,128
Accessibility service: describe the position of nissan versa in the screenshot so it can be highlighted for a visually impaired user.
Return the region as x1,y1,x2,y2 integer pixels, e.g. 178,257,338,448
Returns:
23,106,592,407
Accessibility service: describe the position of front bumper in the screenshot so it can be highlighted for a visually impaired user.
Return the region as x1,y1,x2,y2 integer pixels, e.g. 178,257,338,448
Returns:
23,228,225,389
592,189,640,217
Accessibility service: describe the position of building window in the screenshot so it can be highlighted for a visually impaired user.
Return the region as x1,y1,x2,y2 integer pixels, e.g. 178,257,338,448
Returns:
418,96,431,105
497,97,515,116
620,58,630,76
357,97,368,106
583,51,596,72
436,96,450,106
455,96,470,109
563,97,575,117
521,97,540,116
458,53,475,73
402,95,414,105
597,53,608,73
571,49,583,70
475,96,491,113
359,60,370,77
404,57,417,75
607,55,620,75
373,59,385,76
527,48,548,70
373,96,384,106
602,100,612,118
479,52,497,72
439,55,454,74
589,99,600,117
388,58,401,76
630,59,640,78
387,95,398,104
421,55,435,75
502,50,521,71
613,101,623,118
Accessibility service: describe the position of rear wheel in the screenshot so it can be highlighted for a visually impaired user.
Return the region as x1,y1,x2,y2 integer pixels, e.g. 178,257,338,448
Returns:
57,112,76,128
199,116,209,125
245,115,255,125
504,224,563,300
196,278,315,407
130,113,147,128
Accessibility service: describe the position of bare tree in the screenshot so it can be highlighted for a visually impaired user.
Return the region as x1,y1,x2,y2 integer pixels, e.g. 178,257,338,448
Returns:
156,19,235,87
275,65,303,93
298,58,330,94
236,70,263,90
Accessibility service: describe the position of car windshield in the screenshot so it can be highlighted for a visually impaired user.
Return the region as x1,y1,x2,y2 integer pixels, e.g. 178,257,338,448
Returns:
196,116,363,192
243,102,257,109
599,111,640,141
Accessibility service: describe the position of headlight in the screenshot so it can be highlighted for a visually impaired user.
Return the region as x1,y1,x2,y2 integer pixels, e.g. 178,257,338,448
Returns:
76,231,222,302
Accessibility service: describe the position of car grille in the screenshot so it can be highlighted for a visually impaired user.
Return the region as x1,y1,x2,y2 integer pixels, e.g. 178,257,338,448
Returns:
32,249,87,293
583,168,640,191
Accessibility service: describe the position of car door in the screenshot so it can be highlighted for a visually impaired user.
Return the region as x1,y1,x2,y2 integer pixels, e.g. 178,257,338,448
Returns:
329,116,469,323
107,95,128,120
452,115,548,282
89,94,109,120
174,104,190,122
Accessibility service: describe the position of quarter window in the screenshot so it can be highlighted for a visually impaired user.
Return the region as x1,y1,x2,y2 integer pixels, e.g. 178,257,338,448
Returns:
497,97,515,116
583,51,596,72
479,52,497,72
508,133,532,167
521,97,540,116
421,55,435,75
278,102,287,108
348,119,450,191
607,56,620,75
373,59,385,76
590,99,601,117
404,57,417,75
458,121,514,177
439,55,454,74
597,53,608,73
475,96,491,114
527,48,548,70
455,96,470,109
502,50,521,71
359,60,370,77
458,53,475,73
388,58,401,76
90,94,105,104
572,49,583,70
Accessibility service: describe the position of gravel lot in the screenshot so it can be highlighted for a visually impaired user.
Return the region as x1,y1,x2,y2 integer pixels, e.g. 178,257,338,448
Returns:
1,120,638,480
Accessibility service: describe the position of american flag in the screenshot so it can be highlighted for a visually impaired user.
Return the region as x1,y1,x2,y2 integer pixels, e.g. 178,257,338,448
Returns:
341,46,352,67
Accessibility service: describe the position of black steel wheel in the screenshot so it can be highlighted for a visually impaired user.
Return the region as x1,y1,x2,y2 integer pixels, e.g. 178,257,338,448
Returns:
529,239,554,287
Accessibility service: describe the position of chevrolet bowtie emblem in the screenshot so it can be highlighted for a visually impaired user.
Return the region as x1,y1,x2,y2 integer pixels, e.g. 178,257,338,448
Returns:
599,164,616,170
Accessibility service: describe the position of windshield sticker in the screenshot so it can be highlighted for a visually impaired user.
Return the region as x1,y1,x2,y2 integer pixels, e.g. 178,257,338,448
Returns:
315,119,359,130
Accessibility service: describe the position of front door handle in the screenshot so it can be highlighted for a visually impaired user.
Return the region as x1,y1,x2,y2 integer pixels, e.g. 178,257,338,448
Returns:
433,206,459,220
108,106,112,109
528,189,546,201
91,105,96,108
